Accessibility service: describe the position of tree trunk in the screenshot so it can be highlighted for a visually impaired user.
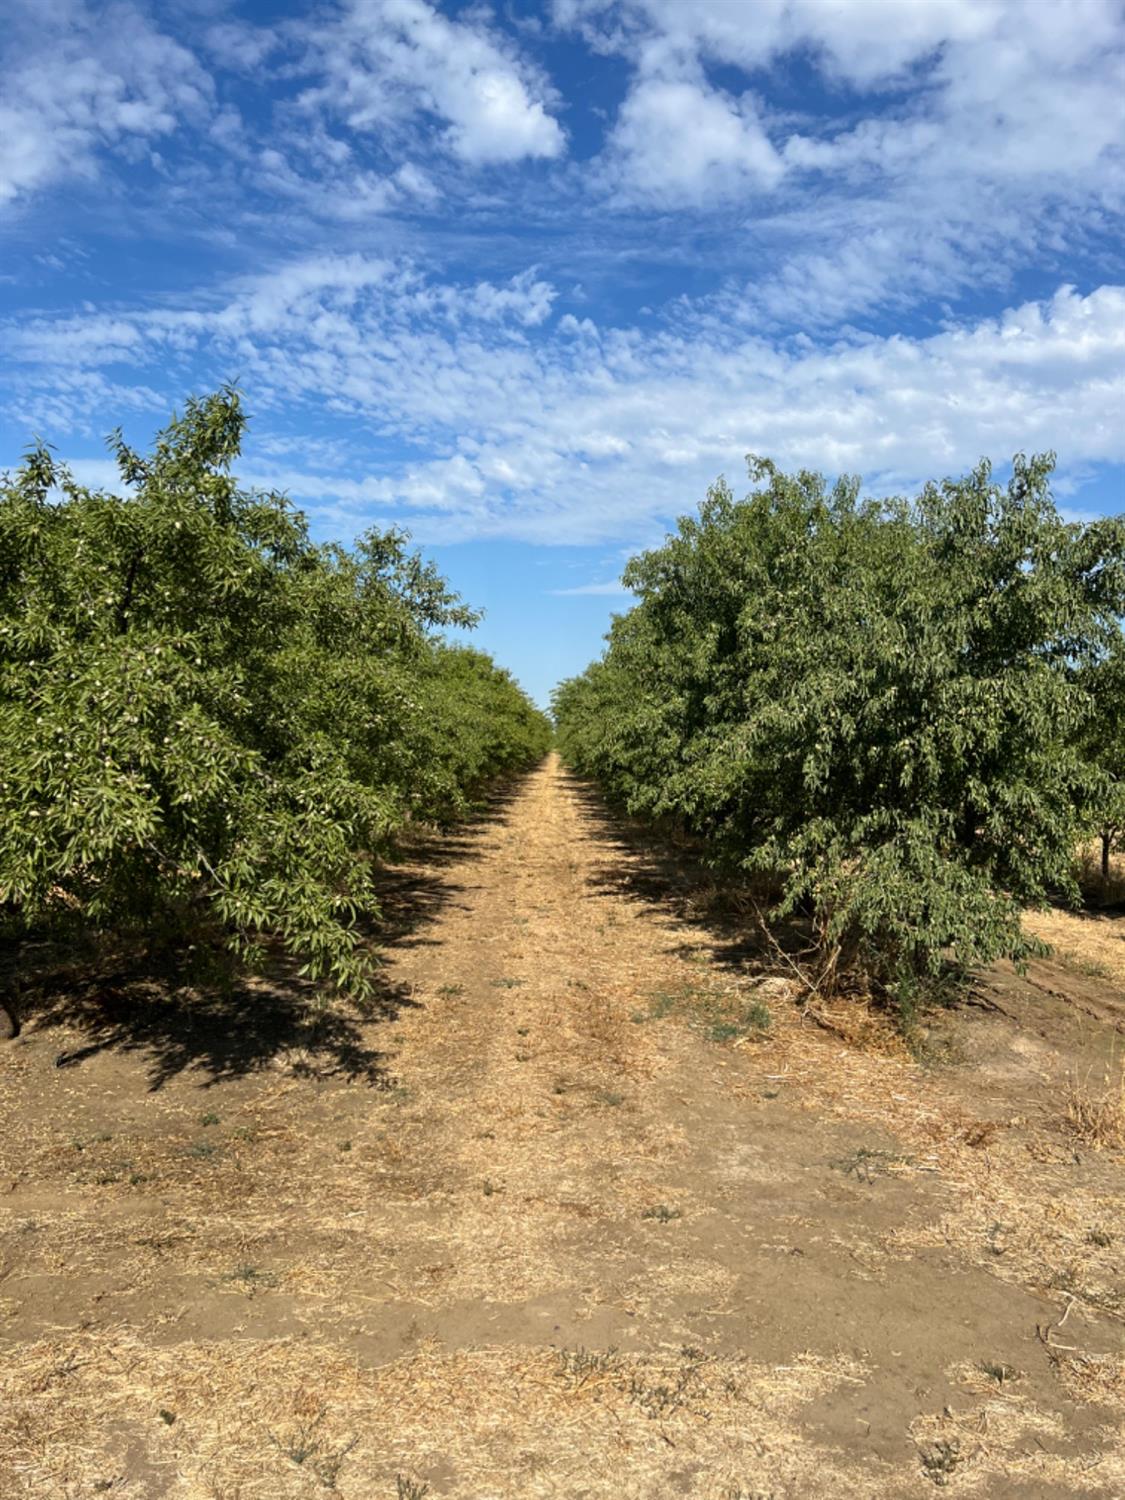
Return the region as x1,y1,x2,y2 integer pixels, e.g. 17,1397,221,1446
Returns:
0,931,19,1038
1102,831,1113,903
0,995,19,1039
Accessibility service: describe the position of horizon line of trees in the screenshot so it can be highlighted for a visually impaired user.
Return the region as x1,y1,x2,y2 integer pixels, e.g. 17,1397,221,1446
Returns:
553,453,1125,1019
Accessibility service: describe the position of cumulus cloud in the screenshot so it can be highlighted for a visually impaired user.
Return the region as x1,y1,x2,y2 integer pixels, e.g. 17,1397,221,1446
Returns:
604,75,782,205
301,0,565,164
561,0,1125,323
0,0,563,224
4,0,1125,560
560,0,1006,89
8,257,1124,543
6,0,1121,345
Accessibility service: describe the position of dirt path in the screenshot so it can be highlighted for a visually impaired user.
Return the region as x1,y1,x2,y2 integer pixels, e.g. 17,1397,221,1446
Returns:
0,755,1122,1498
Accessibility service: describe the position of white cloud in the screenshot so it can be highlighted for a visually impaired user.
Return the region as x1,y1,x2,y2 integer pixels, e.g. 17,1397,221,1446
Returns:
202,20,280,74
0,0,563,223
9,258,1121,544
1,368,166,439
605,75,782,205
559,0,1002,87
64,457,132,491
2,254,559,376
5,0,1119,354
550,579,632,596
465,269,557,326
302,0,565,165
559,0,1125,324
0,0,213,210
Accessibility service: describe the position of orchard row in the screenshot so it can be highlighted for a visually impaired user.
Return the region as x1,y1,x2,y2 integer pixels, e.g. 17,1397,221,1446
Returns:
554,455,1125,1017
0,390,550,998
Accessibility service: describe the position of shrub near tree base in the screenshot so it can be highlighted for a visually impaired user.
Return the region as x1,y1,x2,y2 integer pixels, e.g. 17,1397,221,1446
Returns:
554,455,1125,1016
0,389,549,1001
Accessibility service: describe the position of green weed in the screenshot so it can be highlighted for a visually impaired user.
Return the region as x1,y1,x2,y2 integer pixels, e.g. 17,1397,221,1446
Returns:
1056,951,1113,980
555,1346,621,1388
641,983,771,1043
627,1365,694,1420
269,1407,357,1490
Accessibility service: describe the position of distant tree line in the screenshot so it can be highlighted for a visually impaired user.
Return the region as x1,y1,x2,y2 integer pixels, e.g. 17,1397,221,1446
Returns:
554,454,1125,1020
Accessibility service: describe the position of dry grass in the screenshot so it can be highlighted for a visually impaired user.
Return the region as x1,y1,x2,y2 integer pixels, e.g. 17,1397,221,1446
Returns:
908,1397,1120,1495
0,1332,881,1499
1060,1068,1125,1151
636,883,1125,1349
1048,1350,1125,1405
6,1329,1121,1499
1024,911,1125,991
3,758,1125,1498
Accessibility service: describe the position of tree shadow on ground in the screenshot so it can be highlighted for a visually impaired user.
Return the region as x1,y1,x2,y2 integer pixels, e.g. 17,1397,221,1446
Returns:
559,767,784,978
34,959,408,1091
371,774,529,951
564,769,1125,1045
10,769,537,1091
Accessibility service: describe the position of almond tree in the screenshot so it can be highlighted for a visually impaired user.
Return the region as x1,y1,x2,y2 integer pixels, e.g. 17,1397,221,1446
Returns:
1079,640,1125,894
556,455,1125,1016
0,389,548,1017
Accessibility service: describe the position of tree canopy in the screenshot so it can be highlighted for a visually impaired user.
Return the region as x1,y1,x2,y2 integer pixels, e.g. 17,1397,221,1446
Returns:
554,455,1125,1012
0,389,550,998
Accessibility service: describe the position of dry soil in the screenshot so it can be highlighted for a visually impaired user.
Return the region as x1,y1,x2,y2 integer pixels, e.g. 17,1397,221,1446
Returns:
0,754,1122,1498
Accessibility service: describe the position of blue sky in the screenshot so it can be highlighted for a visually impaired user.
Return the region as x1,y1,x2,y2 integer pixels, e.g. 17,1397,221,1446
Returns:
3,0,1125,705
